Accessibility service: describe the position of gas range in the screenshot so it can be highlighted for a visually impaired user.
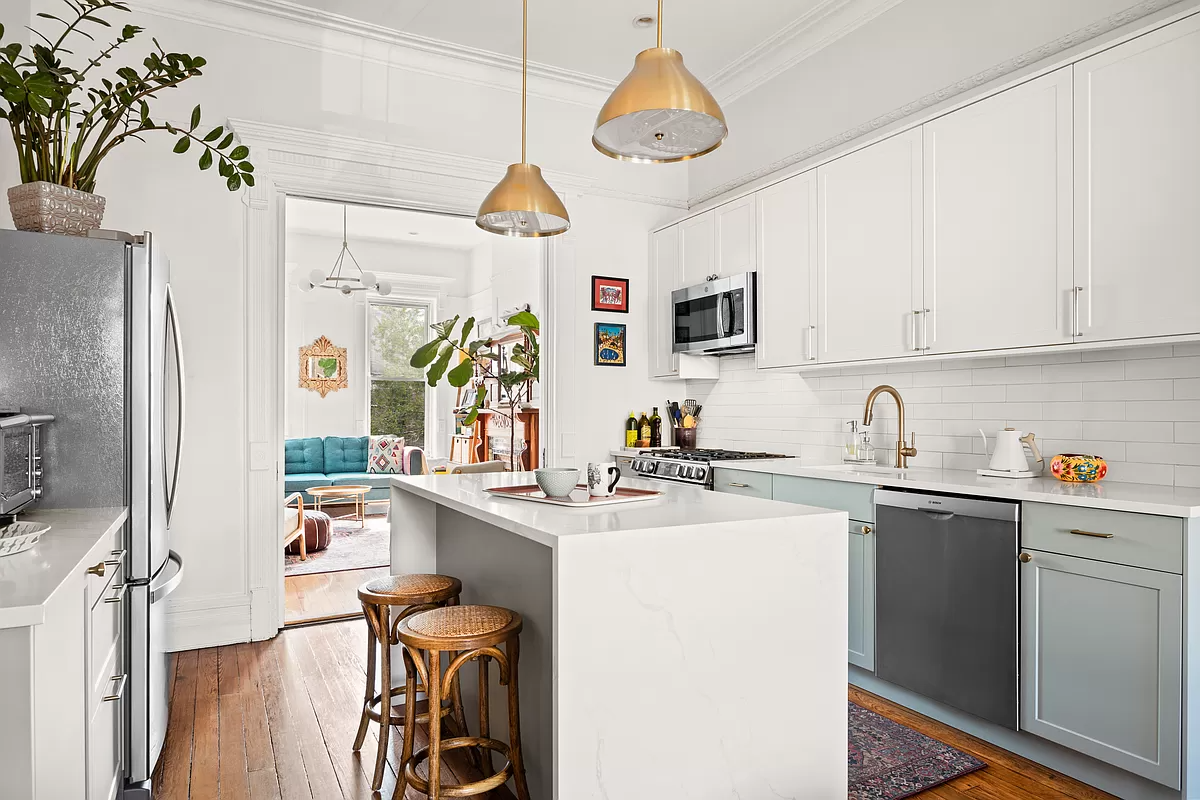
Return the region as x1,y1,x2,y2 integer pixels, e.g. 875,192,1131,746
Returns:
629,448,792,489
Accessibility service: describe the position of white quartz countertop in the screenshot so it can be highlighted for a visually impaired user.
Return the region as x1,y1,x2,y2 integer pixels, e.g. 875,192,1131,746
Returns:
392,471,841,548
0,507,128,628
715,460,1200,518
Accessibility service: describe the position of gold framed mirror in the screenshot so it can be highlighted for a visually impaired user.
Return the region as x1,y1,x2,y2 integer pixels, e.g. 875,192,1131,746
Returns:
298,335,348,398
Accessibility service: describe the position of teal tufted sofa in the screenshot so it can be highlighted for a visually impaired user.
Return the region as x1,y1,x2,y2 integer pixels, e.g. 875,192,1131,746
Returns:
284,436,426,505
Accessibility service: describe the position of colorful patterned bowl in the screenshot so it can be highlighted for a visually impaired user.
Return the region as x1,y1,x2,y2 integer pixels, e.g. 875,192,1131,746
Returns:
1049,454,1107,483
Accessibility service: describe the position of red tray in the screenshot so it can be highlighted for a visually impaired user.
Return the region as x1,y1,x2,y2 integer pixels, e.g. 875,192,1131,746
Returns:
484,484,662,507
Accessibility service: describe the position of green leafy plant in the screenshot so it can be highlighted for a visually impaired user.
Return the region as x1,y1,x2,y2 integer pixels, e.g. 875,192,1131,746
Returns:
317,357,338,378
0,0,253,193
411,310,540,468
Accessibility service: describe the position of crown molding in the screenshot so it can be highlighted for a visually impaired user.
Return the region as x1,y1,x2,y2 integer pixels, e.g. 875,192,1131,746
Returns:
706,0,908,104
128,0,616,108
693,0,1189,206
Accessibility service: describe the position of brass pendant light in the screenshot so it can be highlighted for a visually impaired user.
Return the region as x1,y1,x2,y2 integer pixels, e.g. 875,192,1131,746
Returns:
476,0,570,237
593,0,728,163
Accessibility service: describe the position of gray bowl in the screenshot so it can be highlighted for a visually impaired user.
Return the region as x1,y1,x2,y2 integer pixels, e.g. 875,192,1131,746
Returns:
535,468,580,498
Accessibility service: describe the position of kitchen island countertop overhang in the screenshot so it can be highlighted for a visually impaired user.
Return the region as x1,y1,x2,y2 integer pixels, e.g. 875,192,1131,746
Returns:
389,471,849,799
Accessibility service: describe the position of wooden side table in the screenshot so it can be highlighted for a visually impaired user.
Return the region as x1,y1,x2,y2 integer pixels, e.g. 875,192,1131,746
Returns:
307,484,371,527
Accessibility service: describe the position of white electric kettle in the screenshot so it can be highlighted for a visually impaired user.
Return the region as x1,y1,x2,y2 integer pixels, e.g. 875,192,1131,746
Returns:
977,428,1043,478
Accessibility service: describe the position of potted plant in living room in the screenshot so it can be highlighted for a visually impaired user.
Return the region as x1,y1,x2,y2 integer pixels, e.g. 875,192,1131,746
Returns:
411,310,539,469
0,0,254,235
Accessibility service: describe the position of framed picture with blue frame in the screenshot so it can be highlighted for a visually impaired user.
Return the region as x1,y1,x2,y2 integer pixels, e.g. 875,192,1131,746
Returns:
594,322,626,367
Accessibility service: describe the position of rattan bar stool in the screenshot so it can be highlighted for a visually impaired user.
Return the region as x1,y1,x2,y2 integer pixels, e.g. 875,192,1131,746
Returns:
352,574,469,791
394,604,530,800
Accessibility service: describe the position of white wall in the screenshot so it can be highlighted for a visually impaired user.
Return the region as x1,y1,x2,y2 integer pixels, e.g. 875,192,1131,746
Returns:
688,345,1200,487
4,0,685,645
688,0,1178,203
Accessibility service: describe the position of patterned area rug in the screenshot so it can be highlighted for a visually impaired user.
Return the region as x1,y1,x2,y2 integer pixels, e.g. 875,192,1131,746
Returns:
849,701,986,799
284,513,390,577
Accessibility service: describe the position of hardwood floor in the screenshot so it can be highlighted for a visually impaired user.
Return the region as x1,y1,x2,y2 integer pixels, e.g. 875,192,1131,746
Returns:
849,686,1118,800
152,620,1115,800
153,620,515,800
284,566,390,626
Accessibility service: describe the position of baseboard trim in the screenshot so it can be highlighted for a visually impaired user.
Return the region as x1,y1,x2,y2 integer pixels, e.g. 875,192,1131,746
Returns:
166,593,253,651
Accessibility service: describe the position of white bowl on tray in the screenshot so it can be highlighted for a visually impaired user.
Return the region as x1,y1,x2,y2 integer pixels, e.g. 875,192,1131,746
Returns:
534,468,581,498
0,521,51,557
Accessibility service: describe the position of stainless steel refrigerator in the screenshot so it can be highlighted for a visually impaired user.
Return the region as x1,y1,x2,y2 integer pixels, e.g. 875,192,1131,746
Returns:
0,228,186,798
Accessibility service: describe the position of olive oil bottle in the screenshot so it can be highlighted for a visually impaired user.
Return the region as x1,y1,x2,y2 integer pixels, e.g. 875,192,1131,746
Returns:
625,411,638,447
637,412,651,446
649,407,663,448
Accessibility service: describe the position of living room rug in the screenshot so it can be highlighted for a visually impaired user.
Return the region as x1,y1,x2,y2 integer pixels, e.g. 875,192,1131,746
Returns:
848,701,986,800
285,513,390,577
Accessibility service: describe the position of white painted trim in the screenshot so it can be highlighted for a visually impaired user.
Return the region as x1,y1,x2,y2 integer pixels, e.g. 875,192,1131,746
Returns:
692,0,1198,206
706,0,908,104
166,593,253,651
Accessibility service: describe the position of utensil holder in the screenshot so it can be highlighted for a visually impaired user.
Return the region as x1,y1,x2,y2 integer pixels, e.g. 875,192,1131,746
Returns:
674,427,697,450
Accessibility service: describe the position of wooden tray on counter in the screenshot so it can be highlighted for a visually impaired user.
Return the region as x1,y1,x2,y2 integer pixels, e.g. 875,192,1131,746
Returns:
484,484,663,507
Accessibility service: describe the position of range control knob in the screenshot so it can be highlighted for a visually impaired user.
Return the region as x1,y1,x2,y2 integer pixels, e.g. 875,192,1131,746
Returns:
695,467,708,482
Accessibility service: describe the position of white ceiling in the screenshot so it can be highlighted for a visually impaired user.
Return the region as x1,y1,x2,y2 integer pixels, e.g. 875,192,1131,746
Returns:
278,0,833,82
285,197,492,250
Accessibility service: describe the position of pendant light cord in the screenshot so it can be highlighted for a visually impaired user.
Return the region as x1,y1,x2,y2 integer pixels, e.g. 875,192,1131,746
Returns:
521,0,527,164
657,0,663,48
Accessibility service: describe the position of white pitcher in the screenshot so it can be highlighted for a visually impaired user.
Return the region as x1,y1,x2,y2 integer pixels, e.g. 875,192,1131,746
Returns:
978,428,1043,476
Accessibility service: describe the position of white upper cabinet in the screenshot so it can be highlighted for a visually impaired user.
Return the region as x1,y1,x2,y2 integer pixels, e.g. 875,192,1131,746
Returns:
818,128,924,363
1074,14,1200,342
679,210,716,287
756,171,818,369
715,195,757,277
648,226,681,378
923,68,1074,354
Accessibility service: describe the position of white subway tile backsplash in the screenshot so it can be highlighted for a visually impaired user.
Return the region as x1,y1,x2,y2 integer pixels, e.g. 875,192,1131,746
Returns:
686,350,1200,486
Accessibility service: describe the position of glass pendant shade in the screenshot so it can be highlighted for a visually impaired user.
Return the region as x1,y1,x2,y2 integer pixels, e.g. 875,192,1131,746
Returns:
594,47,727,163
477,163,570,237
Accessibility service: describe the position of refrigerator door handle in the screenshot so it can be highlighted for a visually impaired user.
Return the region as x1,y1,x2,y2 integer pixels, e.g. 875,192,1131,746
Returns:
164,284,185,527
150,549,184,603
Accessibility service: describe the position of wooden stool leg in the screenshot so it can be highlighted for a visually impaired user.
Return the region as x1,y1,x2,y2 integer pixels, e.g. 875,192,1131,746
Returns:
394,646,419,800
371,605,392,790
352,603,377,752
506,637,530,800
477,654,492,777
427,648,443,800
448,650,478,769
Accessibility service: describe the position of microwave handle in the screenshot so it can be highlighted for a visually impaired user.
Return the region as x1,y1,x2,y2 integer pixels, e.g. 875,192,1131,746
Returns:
719,292,733,338
715,292,725,339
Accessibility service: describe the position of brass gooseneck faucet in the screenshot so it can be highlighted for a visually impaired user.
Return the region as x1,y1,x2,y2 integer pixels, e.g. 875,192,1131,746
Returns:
863,385,918,469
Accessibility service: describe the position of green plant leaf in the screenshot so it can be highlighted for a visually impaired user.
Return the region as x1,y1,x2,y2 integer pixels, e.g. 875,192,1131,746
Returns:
217,132,233,149
430,316,460,340
202,125,222,142
198,149,212,170
447,357,474,388
409,338,442,369
243,174,255,188
466,339,491,354
172,135,190,153
463,407,480,426
217,159,233,178
238,161,254,173
226,174,241,191
458,316,475,347
26,91,51,115
229,144,248,160
426,344,454,387
507,310,539,329
189,103,200,130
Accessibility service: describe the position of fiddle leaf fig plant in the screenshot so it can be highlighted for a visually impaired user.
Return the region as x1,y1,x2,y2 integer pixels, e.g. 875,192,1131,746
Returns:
0,0,254,193
412,310,540,468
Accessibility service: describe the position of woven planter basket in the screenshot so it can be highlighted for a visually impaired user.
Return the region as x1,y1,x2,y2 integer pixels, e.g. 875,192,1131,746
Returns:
8,181,106,236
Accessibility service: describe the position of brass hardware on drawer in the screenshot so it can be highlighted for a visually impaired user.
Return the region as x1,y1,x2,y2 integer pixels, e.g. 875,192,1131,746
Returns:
1068,529,1114,539
727,482,750,488
105,548,127,567
861,526,872,535
105,583,128,604
103,674,128,703
1019,552,1033,563
87,561,106,577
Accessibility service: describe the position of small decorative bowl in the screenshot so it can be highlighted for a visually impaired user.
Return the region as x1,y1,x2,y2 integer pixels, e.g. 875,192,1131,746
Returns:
1050,454,1107,483
534,468,580,498
0,521,51,557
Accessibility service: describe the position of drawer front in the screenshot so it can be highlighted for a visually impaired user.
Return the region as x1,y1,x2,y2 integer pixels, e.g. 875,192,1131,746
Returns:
713,468,772,499
773,475,875,522
86,531,125,610
1023,503,1183,574
88,641,124,800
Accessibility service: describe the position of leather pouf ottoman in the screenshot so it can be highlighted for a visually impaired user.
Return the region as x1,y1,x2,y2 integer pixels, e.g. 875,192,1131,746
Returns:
286,510,332,556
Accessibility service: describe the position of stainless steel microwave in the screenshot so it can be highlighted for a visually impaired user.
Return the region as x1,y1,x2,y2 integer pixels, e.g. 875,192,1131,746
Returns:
671,272,757,355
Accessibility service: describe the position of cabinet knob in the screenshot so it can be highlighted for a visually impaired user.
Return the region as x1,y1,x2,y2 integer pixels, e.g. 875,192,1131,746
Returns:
1019,552,1033,563
86,561,106,577
861,525,872,535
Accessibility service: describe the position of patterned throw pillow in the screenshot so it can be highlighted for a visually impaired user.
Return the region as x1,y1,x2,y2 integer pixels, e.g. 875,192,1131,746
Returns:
367,435,405,474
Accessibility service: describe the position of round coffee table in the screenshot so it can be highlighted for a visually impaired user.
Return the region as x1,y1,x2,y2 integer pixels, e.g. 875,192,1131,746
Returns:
307,485,372,527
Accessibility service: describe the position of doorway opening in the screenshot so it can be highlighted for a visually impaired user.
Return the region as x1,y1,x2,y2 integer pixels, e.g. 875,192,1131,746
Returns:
279,196,547,625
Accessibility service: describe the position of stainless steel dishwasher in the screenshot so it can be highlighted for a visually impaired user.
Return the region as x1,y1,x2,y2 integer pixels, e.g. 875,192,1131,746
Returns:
875,489,1020,729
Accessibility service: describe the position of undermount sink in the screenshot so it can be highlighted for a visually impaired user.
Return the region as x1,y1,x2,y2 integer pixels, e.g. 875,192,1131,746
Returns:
811,464,913,476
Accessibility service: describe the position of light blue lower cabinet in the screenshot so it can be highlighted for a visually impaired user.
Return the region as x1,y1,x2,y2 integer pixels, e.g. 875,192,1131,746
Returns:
848,519,875,671
1019,549,1182,788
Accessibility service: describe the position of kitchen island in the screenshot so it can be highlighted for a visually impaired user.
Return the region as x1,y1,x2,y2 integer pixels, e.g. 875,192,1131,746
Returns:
390,471,847,800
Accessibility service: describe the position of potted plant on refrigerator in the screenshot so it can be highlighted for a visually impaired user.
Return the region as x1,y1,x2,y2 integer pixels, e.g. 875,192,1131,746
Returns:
0,0,254,235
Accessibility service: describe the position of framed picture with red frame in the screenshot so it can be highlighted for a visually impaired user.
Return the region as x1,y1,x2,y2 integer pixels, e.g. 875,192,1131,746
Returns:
591,275,629,313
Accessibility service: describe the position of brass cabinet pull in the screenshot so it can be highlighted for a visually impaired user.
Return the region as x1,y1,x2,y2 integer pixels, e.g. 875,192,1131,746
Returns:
103,674,128,703
105,583,128,604
1068,529,1114,539
87,561,106,577
861,525,872,535
727,482,750,488
1019,552,1033,563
